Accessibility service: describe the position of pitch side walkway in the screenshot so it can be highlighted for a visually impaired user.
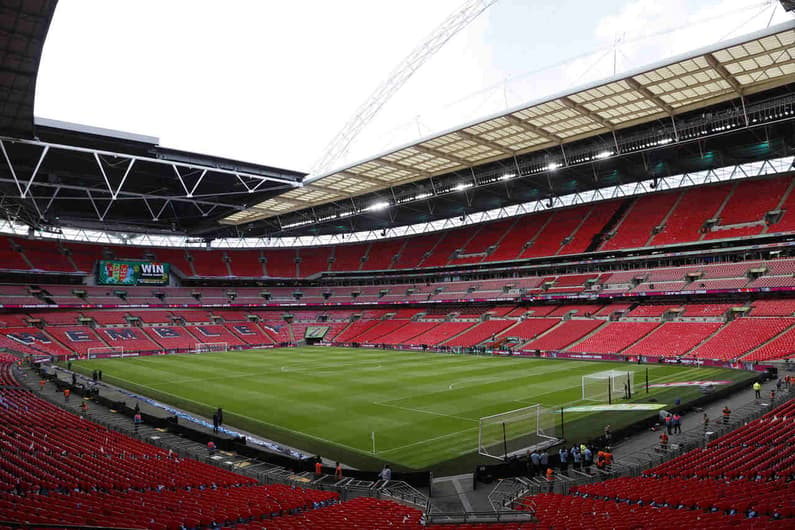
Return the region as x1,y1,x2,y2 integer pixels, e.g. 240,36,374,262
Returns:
18,361,793,516
24,365,335,475
609,374,791,462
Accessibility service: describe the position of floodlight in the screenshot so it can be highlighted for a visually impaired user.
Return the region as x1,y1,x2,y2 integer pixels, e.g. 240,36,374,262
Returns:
365,201,390,211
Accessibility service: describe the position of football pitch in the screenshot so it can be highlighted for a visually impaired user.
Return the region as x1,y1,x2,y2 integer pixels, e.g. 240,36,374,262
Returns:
73,347,754,471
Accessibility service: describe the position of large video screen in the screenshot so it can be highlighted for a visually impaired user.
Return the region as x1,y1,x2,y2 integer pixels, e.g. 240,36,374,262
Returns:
97,260,170,286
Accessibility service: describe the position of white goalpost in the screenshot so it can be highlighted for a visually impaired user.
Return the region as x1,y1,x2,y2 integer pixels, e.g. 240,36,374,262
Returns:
582,370,635,402
478,403,560,461
87,346,124,359
193,342,228,353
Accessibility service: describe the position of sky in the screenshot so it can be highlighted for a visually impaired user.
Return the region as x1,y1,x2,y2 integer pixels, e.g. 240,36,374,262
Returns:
35,0,791,176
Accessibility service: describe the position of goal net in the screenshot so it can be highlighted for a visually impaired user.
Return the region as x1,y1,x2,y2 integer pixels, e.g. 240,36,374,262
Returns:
194,342,228,353
582,370,635,402
478,404,560,461
87,346,124,359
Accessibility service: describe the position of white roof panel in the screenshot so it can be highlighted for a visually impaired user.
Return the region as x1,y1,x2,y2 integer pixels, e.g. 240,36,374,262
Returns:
222,23,795,225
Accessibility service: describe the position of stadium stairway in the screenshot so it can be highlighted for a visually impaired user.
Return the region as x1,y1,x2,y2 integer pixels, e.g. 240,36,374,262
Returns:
680,322,727,357
437,322,481,346
615,323,662,354
555,319,609,350
512,319,566,350
585,199,632,253
739,321,795,361
643,190,684,247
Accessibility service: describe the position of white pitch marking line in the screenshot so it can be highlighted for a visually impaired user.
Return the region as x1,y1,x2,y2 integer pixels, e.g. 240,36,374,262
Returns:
372,401,478,424
376,426,479,455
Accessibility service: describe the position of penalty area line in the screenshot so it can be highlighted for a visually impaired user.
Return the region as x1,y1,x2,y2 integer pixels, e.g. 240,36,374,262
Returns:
371,401,478,424
375,426,479,456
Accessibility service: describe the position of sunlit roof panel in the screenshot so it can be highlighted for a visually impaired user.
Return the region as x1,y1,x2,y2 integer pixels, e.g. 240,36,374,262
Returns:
223,24,795,224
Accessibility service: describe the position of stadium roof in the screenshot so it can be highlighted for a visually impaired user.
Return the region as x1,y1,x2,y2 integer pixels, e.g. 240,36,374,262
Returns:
222,21,795,225
0,0,57,137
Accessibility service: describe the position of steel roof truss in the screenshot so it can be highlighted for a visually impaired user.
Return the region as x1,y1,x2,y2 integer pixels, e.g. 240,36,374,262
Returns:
95,152,136,200
456,130,513,154
85,190,113,222
502,115,562,144
559,96,615,130
172,166,208,198
625,77,675,115
0,139,48,198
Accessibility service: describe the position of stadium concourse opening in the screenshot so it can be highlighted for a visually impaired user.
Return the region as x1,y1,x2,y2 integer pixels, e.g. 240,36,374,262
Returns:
1,2,795,526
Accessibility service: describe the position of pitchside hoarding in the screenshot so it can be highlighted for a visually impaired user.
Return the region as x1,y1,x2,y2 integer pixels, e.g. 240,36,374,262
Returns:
97,260,170,286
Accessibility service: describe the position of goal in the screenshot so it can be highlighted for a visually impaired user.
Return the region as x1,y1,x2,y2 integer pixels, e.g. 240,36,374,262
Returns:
478,403,560,461
194,342,228,353
582,370,635,402
87,346,124,359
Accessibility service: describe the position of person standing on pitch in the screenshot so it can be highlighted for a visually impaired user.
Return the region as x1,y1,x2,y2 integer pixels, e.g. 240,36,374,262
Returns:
753,381,762,399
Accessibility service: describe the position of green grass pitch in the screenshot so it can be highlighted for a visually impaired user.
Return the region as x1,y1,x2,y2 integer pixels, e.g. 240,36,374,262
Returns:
73,347,754,472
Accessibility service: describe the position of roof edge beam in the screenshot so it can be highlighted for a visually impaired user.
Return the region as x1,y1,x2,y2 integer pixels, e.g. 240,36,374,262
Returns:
625,77,675,115
373,158,431,178
503,114,563,144
559,96,615,130
705,53,743,96
412,144,471,166
456,130,514,155
338,170,388,186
